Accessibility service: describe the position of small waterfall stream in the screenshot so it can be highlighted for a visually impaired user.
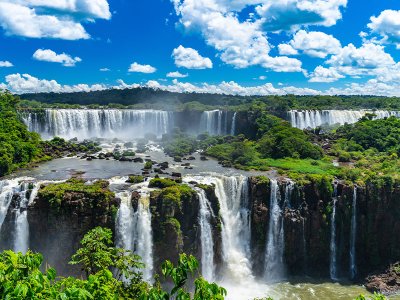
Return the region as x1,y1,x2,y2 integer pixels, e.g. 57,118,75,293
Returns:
212,176,253,282
115,179,154,283
350,186,357,279
230,112,237,136
0,179,21,230
330,183,338,281
196,188,215,281
264,179,285,282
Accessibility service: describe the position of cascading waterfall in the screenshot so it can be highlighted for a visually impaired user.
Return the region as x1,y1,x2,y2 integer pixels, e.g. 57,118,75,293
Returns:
196,188,215,281
200,110,229,136
330,183,338,281
230,112,237,136
350,186,357,279
213,175,253,282
264,179,285,282
115,180,154,283
284,181,294,209
22,109,174,140
13,183,31,253
289,110,400,129
0,179,24,232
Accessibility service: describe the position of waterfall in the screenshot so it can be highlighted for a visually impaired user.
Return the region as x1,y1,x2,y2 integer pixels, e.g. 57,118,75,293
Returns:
196,188,215,281
0,179,23,231
212,175,253,282
330,183,338,281
289,110,400,129
284,181,294,209
200,110,229,135
115,183,154,283
264,179,285,282
23,109,174,140
350,186,357,279
230,112,237,136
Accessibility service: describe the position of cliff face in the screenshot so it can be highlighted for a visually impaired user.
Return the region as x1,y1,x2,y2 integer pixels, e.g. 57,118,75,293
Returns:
248,176,400,279
27,180,119,276
149,184,222,275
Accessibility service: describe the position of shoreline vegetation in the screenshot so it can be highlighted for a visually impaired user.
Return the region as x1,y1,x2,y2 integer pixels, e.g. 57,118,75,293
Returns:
0,90,399,299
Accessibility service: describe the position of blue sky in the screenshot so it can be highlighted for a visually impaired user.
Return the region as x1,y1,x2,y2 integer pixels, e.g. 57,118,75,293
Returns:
1,0,400,96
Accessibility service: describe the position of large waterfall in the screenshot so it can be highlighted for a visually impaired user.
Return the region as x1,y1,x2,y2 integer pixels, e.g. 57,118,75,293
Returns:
264,179,285,282
22,109,175,140
350,186,357,279
330,184,338,281
289,110,400,129
115,179,154,283
196,188,215,281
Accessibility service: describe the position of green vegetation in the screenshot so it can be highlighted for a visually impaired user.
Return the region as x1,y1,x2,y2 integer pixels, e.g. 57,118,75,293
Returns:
0,91,41,176
127,175,145,184
156,185,196,208
37,178,114,209
149,177,179,188
0,227,226,299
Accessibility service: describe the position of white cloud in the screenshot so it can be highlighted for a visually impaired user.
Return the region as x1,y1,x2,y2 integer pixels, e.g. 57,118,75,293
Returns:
0,61,13,67
100,68,110,72
278,44,298,56
3,73,106,93
309,66,344,82
367,10,400,48
166,71,188,78
284,30,341,58
172,46,212,69
259,75,266,80
172,0,303,72
257,0,347,31
326,43,395,77
33,49,81,67
0,0,111,40
128,62,157,73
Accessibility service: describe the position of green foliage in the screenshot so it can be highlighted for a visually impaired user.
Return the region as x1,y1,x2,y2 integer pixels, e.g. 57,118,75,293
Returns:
158,185,195,208
0,91,42,177
354,293,387,300
163,129,198,157
144,161,153,170
142,254,226,300
37,178,115,209
149,178,178,188
127,175,145,184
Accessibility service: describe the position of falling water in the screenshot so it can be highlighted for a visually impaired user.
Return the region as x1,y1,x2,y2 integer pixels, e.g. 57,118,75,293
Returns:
22,109,175,140
330,183,338,281
212,175,253,282
264,179,285,282
200,110,229,135
284,181,294,209
196,188,215,281
289,110,400,129
0,179,23,231
230,112,237,136
350,186,357,279
115,181,154,283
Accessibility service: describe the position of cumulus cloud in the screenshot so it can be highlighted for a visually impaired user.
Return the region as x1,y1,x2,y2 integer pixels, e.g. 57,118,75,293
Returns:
326,43,395,77
128,62,157,73
171,0,303,72
0,0,111,40
257,0,347,31
33,49,81,66
367,10,400,48
0,61,13,67
2,73,106,94
308,66,344,82
166,71,188,78
282,30,342,58
172,46,212,69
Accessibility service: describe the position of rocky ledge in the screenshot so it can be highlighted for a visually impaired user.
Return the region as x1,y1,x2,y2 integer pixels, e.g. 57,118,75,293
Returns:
365,262,400,296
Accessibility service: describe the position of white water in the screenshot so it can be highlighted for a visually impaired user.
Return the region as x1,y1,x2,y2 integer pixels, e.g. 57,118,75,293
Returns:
264,179,285,282
23,109,174,140
230,112,237,136
196,188,215,281
115,180,154,283
330,184,338,281
289,110,400,129
350,186,357,279
284,181,294,209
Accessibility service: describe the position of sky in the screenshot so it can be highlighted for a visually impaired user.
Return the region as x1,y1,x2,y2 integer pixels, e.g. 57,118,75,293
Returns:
1,0,400,96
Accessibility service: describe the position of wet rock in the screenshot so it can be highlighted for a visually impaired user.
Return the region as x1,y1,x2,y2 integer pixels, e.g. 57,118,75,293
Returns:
133,157,144,163
181,163,190,167
187,156,196,160
172,172,182,178
366,263,400,296
200,156,208,161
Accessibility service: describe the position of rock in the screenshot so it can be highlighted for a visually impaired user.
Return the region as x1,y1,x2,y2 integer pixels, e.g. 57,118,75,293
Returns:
187,156,196,160
69,137,78,142
172,172,182,178
158,162,169,169
154,168,164,174
133,157,144,163
366,263,400,296
119,156,133,162
181,163,190,167
200,156,208,161
174,156,182,162
86,157,92,161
